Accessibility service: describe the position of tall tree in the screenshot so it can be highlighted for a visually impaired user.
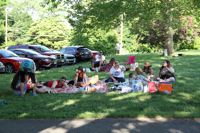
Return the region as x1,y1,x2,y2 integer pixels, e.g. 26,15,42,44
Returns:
27,16,71,49
47,0,200,55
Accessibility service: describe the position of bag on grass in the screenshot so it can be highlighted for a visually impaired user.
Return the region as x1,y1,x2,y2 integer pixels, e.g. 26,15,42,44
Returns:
148,81,157,93
158,83,173,94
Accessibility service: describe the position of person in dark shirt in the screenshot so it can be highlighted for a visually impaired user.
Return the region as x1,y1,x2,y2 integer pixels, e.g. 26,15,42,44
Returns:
157,60,176,83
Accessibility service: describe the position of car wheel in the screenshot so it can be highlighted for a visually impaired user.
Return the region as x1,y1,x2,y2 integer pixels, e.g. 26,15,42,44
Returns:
5,64,14,73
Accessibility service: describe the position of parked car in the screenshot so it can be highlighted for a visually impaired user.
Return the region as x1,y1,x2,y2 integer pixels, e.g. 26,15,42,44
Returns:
87,49,100,59
0,49,34,73
8,44,65,66
0,61,5,73
10,49,56,70
51,49,76,65
60,46,99,61
63,54,76,64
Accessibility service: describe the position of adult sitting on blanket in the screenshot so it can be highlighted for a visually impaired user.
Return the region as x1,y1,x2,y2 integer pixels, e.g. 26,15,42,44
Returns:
99,58,116,72
11,59,37,96
74,66,100,87
74,66,88,87
105,61,125,83
157,60,176,83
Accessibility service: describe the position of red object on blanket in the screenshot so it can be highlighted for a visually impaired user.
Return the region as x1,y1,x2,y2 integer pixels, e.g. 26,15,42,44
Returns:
148,81,157,93
158,83,173,93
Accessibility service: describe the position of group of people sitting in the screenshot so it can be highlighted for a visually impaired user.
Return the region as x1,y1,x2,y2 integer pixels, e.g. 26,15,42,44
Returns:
10,55,176,96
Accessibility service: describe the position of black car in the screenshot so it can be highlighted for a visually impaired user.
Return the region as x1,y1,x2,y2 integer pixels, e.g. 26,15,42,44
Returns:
8,44,65,66
10,49,56,70
60,46,93,61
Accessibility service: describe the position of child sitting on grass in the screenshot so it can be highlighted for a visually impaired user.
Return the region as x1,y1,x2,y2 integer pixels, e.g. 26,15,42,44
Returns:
143,61,154,80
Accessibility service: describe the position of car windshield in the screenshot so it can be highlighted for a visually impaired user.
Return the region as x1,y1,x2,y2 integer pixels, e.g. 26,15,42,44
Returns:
37,45,51,52
0,50,18,58
79,48,90,52
23,49,39,55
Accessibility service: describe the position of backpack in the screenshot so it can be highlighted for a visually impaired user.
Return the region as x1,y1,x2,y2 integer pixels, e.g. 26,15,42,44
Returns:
20,59,36,73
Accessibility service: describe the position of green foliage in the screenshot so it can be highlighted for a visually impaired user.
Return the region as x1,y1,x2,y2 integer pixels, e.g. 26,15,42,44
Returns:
0,40,16,49
71,29,117,55
173,16,199,50
53,0,200,55
194,37,200,50
8,10,33,43
0,0,8,45
27,17,71,50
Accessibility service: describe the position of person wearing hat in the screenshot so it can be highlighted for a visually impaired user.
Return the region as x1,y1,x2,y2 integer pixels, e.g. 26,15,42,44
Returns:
11,59,37,96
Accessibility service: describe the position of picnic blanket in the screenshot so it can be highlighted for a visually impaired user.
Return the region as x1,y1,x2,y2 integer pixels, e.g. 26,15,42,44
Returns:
51,81,108,94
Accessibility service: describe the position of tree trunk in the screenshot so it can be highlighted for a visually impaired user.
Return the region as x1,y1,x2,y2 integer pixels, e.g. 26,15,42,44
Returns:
163,27,174,56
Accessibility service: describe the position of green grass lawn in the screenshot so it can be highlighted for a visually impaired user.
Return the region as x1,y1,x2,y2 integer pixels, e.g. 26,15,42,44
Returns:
0,50,200,119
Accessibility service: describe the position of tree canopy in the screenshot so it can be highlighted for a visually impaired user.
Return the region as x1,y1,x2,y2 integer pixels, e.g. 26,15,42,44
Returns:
27,16,71,49
1,0,200,54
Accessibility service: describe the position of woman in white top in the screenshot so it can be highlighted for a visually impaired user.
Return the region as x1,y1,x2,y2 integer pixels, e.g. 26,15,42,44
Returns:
105,62,125,83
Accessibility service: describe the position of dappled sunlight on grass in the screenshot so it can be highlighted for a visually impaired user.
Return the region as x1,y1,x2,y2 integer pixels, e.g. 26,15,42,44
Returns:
0,51,200,119
63,99,79,106
53,99,79,111
174,111,194,117
18,113,29,118
110,93,138,101
165,98,180,104
46,100,62,107
176,92,193,100
77,112,107,118
138,94,151,102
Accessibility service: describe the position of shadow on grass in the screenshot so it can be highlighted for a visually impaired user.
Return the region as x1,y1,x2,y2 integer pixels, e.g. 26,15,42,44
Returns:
0,54,200,119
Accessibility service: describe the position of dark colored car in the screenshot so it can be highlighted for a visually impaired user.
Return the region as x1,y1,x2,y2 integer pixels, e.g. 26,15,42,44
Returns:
0,61,5,73
0,49,34,73
10,49,56,70
60,46,99,61
8,44,65,66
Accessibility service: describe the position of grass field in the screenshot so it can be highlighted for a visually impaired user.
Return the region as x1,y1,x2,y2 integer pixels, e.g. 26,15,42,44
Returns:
0,50,200,119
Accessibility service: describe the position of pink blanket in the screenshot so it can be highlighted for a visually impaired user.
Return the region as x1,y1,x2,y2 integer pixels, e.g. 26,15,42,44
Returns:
51,81,108,94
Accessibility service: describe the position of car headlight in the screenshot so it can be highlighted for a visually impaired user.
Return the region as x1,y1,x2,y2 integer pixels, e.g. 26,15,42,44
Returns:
50,55,56,59
41,58,50,62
